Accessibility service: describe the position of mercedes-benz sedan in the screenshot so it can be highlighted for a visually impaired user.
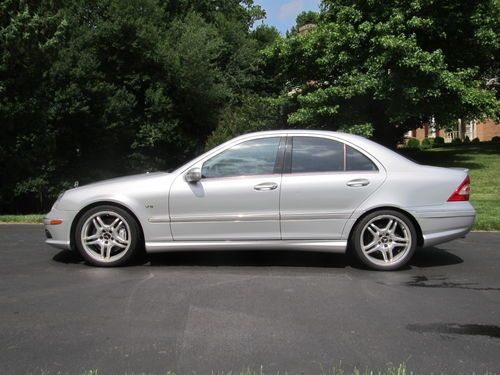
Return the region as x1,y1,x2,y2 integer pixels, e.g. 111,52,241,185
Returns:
44,130,475,270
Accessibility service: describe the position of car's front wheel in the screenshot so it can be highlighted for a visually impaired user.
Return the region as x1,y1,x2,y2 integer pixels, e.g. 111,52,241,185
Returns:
352,210,417,270
75,205,141,267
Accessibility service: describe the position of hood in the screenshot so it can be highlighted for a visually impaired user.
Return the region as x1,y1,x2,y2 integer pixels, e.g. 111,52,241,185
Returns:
56,171,172,211
71,172,168,191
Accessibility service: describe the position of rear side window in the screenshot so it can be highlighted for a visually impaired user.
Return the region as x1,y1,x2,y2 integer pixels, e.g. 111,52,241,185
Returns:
291,137,344,173
346,145,377,171
290,136,377,173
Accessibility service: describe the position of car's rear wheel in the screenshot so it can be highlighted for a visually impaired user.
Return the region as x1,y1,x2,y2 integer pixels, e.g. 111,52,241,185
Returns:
352,210,417,270
75,205,140,267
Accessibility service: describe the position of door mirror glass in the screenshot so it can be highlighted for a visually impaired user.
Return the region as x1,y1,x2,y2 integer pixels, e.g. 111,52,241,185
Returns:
185,168,202,183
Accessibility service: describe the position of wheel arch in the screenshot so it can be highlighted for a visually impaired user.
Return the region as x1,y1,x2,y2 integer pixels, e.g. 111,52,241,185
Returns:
347,206,424,248
70,201,145,250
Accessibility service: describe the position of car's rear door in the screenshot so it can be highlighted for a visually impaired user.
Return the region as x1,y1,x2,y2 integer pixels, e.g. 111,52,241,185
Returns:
169,136,284,240
280,135,386,239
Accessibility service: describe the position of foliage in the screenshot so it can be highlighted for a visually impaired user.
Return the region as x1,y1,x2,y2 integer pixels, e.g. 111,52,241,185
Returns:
205,95,285,150
269,0,500,146
464,136,471,143
471,137,481,144
0,0,267,213
452,138,463,144
421,137,432,149
433,136,445,146
491,136,500,143
406,138,420,149
1,0,499,213
288,11,320,35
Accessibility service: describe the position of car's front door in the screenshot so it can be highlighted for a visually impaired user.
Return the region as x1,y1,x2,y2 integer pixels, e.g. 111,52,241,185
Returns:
280,136,386,239
169,136,284,241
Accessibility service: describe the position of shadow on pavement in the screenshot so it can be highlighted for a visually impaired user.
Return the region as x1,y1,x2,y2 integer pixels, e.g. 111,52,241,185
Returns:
407,323,500,339
52,249,84,264
148,250,349,268
410,247,463,268
53,246,464,270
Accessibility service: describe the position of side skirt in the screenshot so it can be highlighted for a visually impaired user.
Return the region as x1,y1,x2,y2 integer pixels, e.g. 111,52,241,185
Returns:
145,240,348,253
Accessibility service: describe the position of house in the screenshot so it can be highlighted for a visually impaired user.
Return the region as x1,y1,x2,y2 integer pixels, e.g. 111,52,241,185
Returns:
407,119,500,142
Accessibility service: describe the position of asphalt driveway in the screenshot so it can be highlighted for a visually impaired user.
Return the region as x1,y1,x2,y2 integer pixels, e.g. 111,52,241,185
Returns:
0,225,499,374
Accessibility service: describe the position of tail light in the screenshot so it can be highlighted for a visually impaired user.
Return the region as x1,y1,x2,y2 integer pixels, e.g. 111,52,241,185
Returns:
448,175,470,201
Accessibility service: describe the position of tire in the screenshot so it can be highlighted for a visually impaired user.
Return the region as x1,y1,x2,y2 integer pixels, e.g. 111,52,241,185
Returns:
352,210,417,271
75,205,141,267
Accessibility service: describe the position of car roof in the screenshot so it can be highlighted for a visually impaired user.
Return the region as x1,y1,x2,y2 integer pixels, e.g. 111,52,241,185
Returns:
231,130,416,171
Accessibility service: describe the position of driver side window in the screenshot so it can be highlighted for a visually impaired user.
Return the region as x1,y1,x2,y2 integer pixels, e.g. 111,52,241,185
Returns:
202,137,281,178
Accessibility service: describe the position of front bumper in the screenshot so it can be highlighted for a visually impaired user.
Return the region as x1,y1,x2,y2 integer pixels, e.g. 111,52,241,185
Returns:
44,209,78,250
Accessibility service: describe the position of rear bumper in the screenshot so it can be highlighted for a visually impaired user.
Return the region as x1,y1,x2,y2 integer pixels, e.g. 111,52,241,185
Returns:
410,203,476,247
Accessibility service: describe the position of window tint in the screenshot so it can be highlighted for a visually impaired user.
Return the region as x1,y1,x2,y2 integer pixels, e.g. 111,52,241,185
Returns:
346,146,377,171
202,137,280,178
291,137,344,173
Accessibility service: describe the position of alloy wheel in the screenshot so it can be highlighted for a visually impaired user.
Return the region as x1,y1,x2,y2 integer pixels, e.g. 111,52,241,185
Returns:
360,214,412,267
80,211,131,263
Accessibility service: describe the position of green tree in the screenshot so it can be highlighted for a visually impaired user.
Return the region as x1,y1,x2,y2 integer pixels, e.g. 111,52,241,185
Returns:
273,0,499,146
0,0,266,213
0,0,66,211
205,95,285,150
288,10,320,35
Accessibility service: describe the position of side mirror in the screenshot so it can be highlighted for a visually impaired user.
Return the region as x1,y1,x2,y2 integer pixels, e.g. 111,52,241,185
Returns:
185,167,202,183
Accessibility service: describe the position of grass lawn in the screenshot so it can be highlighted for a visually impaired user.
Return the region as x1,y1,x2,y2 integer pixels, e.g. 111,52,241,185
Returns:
0,214,44,224
400,142,500,231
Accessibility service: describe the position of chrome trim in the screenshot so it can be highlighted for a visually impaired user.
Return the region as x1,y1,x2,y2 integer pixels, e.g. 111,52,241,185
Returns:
200,173,281,182
153,212,352,223
145,240,348,253
253,182,279,191
346,178,370,187
167,213,279,223
148,216,171,223
281,212,351,220
413,211,476,219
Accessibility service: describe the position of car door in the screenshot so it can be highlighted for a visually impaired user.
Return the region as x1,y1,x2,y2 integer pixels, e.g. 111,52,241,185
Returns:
169,136,284,241
280,135,386,239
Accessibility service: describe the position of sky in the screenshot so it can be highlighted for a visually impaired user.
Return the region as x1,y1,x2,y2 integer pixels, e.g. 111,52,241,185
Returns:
253,0,321,34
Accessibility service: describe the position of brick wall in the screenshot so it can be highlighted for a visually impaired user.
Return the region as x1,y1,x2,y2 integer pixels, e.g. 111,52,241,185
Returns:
415,127,427,140
475,119,500,141
412,125,433,140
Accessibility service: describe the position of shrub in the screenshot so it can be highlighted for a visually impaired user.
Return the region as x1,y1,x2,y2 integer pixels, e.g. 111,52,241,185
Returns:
471,137,480,144
491,136,500,143
421,137,433,149
433,136,445,146
406,137,420,148
464,136,471,143
451,137,463,144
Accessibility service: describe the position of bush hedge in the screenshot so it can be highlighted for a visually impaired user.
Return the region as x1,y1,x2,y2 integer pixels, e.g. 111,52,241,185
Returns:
433,136,445,146
406,137,420,148
421,137,432,149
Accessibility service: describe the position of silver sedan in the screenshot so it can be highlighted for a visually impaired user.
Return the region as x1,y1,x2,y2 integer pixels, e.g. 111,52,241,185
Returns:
44,130,475,270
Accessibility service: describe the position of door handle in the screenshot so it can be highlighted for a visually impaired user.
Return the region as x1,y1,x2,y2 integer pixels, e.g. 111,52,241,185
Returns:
346,178,370,187
254,182,278,191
